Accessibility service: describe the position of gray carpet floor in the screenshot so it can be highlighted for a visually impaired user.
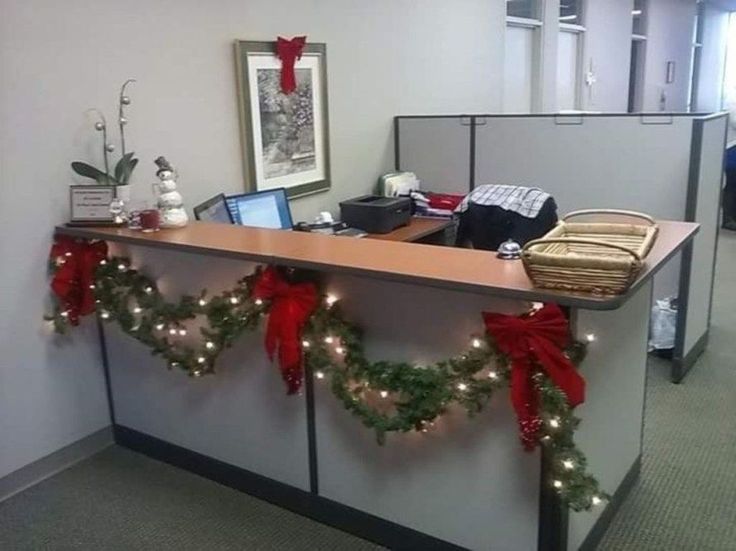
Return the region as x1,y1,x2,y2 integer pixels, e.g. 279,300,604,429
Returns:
598,231,736,551
0,445,383,551
1,235,735,550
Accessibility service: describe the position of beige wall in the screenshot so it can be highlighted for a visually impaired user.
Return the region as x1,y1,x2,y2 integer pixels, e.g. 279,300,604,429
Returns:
0,0,503,479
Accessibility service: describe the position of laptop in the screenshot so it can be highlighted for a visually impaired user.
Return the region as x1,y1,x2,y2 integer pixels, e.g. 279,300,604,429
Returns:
226,188,294,230
194,189,363,236
193,188,293,230
193,193,234,224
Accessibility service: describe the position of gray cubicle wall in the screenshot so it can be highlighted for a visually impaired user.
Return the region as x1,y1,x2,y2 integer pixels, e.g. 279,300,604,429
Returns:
675,114,728,379
393,116,473,195
395,113,728,381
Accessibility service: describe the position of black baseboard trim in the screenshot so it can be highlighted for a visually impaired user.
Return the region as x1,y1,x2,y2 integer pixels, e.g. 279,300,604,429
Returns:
578,455,642,551
538,447,569,551
113,424,467,551
672,330,709,383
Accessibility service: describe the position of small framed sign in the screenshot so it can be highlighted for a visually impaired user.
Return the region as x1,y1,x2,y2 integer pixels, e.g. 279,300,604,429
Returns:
69,185,116,224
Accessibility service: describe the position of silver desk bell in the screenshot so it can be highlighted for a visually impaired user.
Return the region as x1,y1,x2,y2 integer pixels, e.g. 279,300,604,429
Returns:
497,239,522,260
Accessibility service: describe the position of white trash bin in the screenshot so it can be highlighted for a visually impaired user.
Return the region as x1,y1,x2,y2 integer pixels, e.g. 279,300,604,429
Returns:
649,297,678,352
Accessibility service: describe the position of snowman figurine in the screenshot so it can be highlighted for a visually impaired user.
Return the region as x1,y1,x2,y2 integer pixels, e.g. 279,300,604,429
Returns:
153,156,188,228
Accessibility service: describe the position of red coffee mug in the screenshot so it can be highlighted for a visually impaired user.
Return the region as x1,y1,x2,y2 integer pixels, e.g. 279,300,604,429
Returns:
140,209,160,232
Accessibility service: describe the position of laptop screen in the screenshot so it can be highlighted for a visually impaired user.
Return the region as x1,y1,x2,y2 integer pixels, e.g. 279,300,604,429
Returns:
226,189,293,230
193,194,233,224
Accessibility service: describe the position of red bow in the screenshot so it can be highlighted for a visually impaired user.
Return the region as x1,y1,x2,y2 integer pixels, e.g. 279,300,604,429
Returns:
276,36,307,94
483,304,585,451
253,266,318,394
49,236,108,325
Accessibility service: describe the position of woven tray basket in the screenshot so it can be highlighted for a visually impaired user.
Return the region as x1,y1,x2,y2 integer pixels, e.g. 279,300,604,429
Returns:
521,209,659,296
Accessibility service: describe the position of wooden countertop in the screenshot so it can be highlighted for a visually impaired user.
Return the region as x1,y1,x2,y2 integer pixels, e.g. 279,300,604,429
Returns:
56,220,698,310
368,217,454,242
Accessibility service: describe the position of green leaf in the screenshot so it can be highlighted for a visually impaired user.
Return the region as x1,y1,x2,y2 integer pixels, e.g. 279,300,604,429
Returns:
114,152,138,185
114,153,130,182
114,152,136,184
71,162,119,185
122,158,138,184
71,161,106,181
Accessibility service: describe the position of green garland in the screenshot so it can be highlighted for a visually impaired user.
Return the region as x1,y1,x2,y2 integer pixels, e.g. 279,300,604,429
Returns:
88,259,268,375
302,302,604,511
49,254,607,511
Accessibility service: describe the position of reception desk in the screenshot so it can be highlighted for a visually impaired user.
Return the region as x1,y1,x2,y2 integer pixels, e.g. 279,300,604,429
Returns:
56,220,697,551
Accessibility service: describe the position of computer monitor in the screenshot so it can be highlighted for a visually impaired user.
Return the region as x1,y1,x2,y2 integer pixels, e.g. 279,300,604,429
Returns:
226,188,294,230
193,193,234,224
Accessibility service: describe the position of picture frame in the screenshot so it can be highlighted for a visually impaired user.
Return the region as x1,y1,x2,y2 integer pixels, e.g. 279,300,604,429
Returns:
234,40,331,199
666,61,676,84
68,185,116,224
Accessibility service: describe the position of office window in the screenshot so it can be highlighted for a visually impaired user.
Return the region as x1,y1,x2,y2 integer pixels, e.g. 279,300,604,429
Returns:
504,26,536,112
507,0,540,21
559,1,582,25
632,0,647,36
505,0,542,113
557,2,584,111
557,31,582,110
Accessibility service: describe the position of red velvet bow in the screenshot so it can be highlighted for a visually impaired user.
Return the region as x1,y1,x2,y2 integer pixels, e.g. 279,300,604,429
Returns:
483,304,585,451
49,236,108,325
253,266,318,394
276,36,307,94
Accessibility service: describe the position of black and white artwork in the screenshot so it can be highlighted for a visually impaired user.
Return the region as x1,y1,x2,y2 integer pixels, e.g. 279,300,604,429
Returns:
257,68,316,179
236,41,330,197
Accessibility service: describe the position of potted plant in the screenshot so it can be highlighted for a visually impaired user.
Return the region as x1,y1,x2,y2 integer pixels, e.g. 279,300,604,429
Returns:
71,79,138,202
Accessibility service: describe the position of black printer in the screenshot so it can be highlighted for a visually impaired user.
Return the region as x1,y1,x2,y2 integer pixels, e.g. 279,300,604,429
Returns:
339,195,412,234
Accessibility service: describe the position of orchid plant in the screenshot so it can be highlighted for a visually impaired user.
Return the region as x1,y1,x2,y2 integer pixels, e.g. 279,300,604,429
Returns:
71,79,138,186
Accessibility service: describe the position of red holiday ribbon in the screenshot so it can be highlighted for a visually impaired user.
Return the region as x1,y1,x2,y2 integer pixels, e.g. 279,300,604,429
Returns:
276,36,307,94
253,266,318,394
483,304,585,451
49,236,108,325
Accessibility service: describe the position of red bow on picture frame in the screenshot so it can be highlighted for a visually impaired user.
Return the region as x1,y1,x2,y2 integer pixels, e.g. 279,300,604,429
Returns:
276,36,307,94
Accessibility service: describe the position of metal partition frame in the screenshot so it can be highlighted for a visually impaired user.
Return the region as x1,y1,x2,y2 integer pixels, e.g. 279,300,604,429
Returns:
395,112,728,382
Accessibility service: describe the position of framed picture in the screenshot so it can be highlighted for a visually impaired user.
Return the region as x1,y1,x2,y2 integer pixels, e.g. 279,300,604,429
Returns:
235,40,330,198
69,185,115,224
666,61,676,84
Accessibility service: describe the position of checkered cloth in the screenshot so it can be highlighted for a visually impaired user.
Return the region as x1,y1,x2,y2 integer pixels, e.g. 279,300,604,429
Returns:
455,184,551,218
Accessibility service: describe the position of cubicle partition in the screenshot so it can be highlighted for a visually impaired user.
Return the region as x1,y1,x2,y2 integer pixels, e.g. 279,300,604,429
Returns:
395,113,728,381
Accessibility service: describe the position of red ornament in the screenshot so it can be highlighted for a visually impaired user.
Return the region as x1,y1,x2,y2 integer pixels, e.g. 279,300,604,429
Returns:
253,266,318,394
49,236,108,325
276,36,307,94
483,304,585,451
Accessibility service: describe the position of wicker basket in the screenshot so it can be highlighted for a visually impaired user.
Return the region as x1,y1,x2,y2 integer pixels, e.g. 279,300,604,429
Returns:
521,209,659,295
